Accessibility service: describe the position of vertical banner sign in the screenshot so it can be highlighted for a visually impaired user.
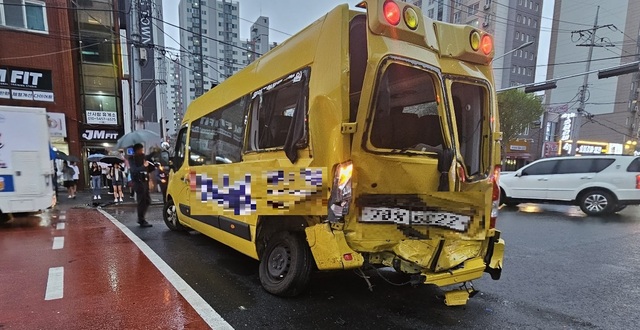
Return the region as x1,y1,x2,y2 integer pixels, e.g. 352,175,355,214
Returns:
138,0,158,122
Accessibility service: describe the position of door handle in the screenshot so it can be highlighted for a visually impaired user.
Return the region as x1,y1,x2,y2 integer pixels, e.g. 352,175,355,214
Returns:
537,178,548,181
580,176,593,179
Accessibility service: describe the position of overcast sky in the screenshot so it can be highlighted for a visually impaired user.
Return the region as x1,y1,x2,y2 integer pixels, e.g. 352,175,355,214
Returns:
162,0,554,83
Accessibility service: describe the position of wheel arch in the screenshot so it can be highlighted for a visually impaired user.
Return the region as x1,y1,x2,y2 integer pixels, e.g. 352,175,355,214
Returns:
575,186,619,204
256,216,309,260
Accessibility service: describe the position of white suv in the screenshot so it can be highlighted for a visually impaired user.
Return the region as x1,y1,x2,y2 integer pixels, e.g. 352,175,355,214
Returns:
499,155,640,216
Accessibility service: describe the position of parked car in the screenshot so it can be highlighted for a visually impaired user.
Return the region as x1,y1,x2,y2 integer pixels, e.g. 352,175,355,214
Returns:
499,155,640,215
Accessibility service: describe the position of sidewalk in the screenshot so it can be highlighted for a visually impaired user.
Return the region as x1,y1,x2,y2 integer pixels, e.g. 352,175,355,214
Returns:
54,187,164,208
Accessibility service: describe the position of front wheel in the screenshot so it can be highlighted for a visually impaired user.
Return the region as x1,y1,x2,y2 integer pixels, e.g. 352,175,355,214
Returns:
163,199,185,231
579,190,614,216
259,232,312,297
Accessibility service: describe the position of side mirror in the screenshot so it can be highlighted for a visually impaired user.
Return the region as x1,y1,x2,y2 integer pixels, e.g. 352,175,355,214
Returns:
515,171,523,177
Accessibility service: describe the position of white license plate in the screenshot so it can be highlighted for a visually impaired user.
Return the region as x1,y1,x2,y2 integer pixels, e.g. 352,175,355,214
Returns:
361,207,471,232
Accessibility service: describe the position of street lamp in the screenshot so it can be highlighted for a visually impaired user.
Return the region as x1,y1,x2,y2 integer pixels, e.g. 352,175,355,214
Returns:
492,41,534,62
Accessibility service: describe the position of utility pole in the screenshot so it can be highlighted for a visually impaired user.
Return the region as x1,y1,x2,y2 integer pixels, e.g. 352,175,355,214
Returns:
130,1,145,131
627,23,640,150
568,7,615,155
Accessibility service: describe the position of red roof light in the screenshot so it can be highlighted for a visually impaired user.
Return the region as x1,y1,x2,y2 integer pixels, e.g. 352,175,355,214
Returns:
383,1,401,26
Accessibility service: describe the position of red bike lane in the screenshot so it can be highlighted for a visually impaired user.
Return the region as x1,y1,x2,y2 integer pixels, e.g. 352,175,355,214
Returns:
0,208,223,329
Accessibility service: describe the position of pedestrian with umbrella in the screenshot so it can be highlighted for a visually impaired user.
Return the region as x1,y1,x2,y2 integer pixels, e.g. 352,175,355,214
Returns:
130,143,155,227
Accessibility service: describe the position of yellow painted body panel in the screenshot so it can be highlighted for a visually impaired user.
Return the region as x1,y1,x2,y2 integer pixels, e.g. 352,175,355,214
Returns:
305,223,364,270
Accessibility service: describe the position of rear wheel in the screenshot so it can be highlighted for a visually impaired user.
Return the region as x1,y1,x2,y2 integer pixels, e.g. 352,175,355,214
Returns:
579,190,614,216
163,198,185,231
259,231,312,297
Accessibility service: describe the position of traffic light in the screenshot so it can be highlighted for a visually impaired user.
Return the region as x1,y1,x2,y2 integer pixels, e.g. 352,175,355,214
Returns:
598,62,640,79
524,81,557,93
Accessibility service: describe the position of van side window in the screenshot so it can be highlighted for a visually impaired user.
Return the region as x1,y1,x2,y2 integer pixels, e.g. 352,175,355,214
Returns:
248,69,309,158
369,62,443,153
189,97,247,166
521,160,556,175
174,127,188,170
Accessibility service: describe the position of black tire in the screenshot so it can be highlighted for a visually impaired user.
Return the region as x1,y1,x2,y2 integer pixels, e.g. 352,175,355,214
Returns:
613,205,627,213
500,189,519,207
163,198,185,231
0,212,9,224
259,231,312,297
579,190,614,216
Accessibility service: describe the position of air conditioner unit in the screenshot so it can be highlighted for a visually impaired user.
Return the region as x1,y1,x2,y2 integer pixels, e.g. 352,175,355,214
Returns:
484,4,490,10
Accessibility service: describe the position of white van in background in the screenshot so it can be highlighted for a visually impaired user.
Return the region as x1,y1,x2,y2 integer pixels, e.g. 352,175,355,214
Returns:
0,106,55,223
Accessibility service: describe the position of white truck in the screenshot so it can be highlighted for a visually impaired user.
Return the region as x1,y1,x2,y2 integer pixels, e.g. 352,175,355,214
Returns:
0,106,55,223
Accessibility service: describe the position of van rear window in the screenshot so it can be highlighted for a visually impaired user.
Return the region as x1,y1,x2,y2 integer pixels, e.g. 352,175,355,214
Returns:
369,62,443,153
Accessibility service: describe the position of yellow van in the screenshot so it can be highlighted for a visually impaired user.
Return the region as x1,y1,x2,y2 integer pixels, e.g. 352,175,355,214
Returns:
164,0,504,306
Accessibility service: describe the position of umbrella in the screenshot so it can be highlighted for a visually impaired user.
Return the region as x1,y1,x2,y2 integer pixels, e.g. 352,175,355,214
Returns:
54,150,68,160
100,155,125,164
116,129,161,150
87,153,107,162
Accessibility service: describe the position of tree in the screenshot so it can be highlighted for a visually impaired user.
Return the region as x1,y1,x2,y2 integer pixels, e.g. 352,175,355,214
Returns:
497,89,545,144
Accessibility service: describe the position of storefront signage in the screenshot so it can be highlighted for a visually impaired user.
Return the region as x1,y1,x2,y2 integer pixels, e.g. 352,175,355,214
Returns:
509,145,527,151
86,110,118,125
81,128,121,141
543,141,559,157
47,112,67,138
560,140,607,156
0,66,54,102
559,113,575,141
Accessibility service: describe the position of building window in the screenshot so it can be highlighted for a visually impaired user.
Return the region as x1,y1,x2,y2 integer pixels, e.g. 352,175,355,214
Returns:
535,3,539,11
467,2,479,16
533,20,538,28
453,11,461,23
428,8,434,18
1,0,47,32
515,31,520,39
516,15,522,23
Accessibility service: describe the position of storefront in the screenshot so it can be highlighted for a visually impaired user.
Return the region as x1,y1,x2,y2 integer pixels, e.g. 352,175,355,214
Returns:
504,140,532,171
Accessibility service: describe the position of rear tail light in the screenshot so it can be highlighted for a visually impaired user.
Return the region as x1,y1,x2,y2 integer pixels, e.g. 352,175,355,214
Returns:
489,165,501,228
328,161,353,222
456,164,466,183
636,174,640,189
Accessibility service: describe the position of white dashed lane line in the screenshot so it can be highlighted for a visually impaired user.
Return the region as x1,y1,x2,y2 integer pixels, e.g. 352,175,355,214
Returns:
52,236,64,250
44,267,64,300
56,223,65,230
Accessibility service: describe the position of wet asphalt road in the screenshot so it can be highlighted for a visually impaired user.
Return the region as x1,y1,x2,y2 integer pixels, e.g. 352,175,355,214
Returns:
105,203,640,330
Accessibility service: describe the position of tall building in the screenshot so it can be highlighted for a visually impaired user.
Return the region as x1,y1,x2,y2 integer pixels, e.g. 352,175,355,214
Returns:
248,16,270,63
544,0,640,155
166,60,183,138
178,0,249,107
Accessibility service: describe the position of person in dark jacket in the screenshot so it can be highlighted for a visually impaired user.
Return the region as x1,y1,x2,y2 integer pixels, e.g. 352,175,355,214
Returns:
130,143,155,227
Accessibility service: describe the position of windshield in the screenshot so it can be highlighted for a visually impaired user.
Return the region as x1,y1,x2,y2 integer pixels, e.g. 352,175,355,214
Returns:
368,62,444,154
